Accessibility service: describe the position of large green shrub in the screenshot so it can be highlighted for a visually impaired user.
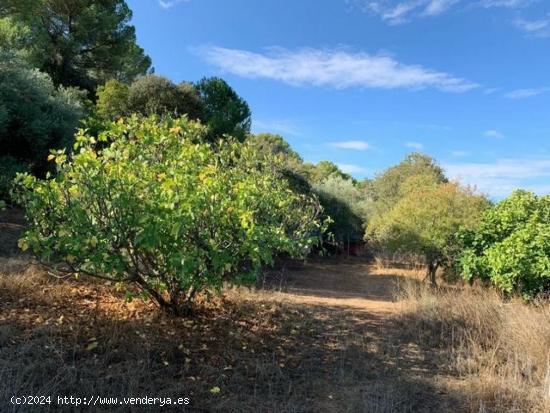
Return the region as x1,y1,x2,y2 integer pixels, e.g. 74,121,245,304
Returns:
0,59,84,200
14,116,324,315
459,190,550,298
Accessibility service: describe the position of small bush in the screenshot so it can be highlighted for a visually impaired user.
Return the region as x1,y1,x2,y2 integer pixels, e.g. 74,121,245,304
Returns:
14,116,324,315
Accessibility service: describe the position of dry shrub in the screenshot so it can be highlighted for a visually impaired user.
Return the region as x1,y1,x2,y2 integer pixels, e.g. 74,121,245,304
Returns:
397,279,550,413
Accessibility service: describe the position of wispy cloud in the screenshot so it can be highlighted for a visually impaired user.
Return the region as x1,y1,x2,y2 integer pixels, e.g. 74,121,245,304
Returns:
253,119,302,136
329,140,371,150
354,0,537,24
504,87,550,99
405,141,424,150
479,0,537,8
356,0,459,24
197,46,478,92
424,0,461,16
158,0,189,10
444,157,550,197
514,17,550,38
484,129,505,139
337,163,369,174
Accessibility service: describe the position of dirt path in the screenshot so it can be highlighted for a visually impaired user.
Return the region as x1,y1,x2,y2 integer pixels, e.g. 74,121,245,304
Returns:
252,259,464,412
263,258,416,314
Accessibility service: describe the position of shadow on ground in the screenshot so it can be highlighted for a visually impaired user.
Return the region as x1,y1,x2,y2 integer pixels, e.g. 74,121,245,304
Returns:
0,266,466,412
0,210,468,412
260,257,422,303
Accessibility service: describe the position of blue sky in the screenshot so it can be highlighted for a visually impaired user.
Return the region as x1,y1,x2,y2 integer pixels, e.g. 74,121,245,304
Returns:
127,0,550,198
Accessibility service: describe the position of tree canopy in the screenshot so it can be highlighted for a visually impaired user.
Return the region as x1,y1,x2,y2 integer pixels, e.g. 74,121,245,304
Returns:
367,177,489,285
365,152,448,218
196,77,251,142
2,0,151,93
246,133,302,162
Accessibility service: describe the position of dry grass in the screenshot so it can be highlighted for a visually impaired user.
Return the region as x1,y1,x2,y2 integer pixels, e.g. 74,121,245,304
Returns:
396,278,550,413
0,257,469,413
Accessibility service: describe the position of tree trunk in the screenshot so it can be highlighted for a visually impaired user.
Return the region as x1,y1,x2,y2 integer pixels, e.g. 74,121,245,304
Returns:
426,260,439,287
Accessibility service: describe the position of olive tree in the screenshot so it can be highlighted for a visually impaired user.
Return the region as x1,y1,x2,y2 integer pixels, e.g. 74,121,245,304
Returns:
366,178,488,285
365,152,447,219
14,116,324,315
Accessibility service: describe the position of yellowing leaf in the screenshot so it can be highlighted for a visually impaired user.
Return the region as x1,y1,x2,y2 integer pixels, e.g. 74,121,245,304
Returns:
47,154,56,161
17,239,29,251
86,341,98,351
210,386,221,394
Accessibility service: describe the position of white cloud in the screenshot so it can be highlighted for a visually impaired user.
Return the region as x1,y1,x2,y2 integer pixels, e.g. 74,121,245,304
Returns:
484,129,505,139
357,0,459,24
198,46,478,92
514,17,550,38
504,87,550,99
329,140,371,150
253,119,302,136
424,0,460,16
479,0,537,8
405,141,424,149
354,0,537,24
444,157,550,197
158,0,189,9
337,163,369,174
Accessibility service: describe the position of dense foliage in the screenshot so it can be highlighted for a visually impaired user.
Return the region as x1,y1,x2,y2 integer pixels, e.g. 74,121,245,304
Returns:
127,76,204,119
96,76,205,121
367,175,489,285
245,133,366,249
196,77,251,142
95,79,130,121
2,0,151,93
0,59,84,199
364,152,447,219
459,190,550,298
14,116,324,315
313,176,365,244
